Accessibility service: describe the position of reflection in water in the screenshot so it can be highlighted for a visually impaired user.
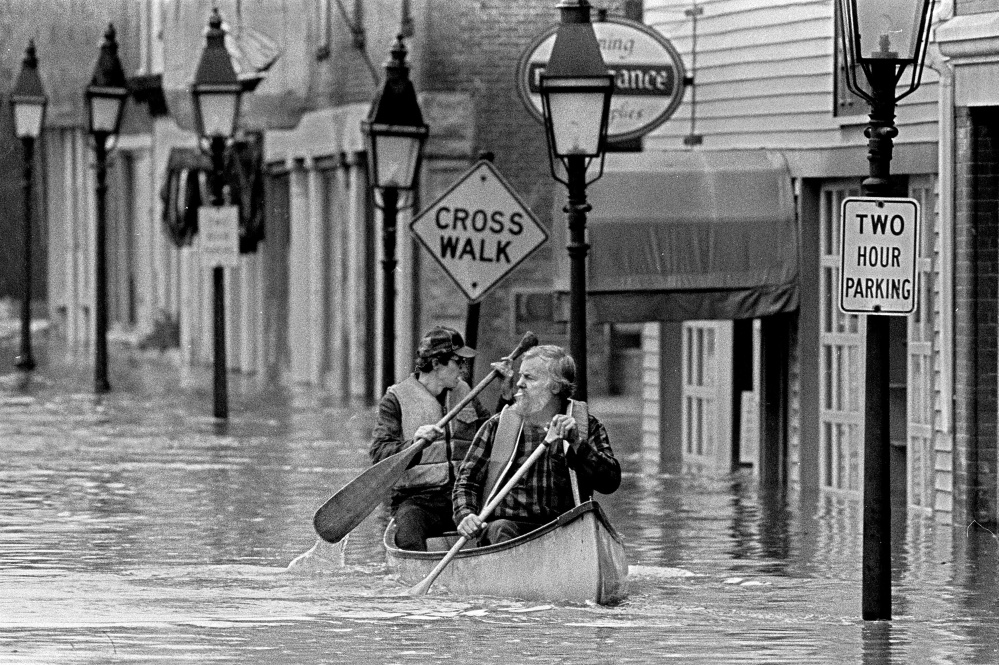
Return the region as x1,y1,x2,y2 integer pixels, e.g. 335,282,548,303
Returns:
862,622,891,665
1,342,998,663
730,477,793,575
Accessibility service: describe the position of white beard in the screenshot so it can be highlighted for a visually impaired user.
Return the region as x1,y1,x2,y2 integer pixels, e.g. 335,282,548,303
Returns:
514,391,549,418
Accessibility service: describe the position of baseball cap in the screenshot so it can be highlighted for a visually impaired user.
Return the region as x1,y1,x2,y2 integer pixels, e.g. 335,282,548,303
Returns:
417,326,476,360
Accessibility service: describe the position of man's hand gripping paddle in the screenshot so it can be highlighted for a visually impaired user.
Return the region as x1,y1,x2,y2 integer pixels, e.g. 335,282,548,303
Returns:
407,433,555,596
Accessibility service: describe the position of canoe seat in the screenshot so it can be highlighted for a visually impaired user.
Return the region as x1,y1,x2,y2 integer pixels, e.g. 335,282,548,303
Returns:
425,532,473,551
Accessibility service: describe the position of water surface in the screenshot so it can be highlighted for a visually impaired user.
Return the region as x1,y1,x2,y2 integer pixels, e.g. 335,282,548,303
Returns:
1,344,997,663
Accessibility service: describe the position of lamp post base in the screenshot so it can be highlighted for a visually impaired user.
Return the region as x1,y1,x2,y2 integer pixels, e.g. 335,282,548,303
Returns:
14,355,36,371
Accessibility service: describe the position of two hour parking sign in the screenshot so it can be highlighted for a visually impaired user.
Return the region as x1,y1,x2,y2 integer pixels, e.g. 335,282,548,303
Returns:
410,160,548,302
839,197,920,315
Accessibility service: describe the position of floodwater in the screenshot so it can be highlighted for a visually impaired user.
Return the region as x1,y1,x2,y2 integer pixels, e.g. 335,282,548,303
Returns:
1,341,998,664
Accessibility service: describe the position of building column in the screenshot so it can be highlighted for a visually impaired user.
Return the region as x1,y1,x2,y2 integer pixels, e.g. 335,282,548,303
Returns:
345,153,372,401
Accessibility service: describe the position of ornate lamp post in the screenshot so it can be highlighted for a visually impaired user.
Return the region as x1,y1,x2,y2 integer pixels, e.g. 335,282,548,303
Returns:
191,8,245,420
839,0,935,621
362,35,428,394
539,0,613,401
10,41,47,371
86,25,130,393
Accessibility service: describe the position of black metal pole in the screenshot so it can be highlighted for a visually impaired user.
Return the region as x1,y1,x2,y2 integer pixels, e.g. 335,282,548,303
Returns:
565,154,590,401
465,300,481,380
464,151,491,381
861,61,897,622
15,137,36,371
209,136,229,419
93,134,111,393
381,186,399,393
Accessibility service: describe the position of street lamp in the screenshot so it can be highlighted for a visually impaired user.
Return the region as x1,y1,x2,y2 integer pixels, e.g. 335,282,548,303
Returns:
539,0,613,401
86,24,130,393
192,7,244,420
10,41,47,371
838,0,935,621
362,34,428,393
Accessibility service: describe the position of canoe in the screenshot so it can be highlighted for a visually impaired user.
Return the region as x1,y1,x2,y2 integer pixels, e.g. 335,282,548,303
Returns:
384,500,628,604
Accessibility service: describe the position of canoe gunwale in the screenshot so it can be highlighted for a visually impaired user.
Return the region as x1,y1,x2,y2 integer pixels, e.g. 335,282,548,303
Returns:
384,500,622,559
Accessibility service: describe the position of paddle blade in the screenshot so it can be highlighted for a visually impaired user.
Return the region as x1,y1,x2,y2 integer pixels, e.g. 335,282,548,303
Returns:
408,535,469,596
313,445,420,543
408,577,434,596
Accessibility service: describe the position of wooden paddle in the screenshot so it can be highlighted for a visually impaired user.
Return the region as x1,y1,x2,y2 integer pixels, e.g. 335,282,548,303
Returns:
408,435,554,596
312,331,539,544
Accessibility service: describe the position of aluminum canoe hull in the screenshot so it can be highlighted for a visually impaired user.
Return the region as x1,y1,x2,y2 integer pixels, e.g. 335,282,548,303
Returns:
384,500,628,604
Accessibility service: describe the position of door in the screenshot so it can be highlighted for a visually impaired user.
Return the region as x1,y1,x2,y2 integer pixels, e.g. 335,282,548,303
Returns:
905,176,937,515
819,181,865,495
681,321,733,473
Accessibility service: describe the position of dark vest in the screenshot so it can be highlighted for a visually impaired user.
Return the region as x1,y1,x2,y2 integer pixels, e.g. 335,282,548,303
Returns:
388,375,477,490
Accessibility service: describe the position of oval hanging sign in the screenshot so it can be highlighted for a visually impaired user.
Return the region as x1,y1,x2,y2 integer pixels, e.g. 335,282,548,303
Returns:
516,16,687,142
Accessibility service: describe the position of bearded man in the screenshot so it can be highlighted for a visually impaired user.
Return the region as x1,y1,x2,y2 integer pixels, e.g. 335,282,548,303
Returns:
452,344,621,546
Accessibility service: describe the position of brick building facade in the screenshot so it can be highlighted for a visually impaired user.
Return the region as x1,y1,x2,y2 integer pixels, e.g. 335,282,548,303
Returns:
940,0,999,526
951,98,999,524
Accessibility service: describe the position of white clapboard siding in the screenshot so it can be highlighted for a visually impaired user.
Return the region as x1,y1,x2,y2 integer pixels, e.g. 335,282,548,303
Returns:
684,56,832,89
692,74,830,100
645,0,939,151
642,323,664,469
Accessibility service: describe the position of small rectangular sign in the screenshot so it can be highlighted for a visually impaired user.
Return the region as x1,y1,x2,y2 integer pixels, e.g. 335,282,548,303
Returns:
198,206,239,268
839,197,920,315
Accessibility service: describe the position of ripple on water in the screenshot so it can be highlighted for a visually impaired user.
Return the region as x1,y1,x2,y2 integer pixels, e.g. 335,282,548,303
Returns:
2,346,999,664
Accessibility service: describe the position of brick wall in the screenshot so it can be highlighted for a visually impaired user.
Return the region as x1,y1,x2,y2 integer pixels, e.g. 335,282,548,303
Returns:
417,0,588,394
953,107,999,526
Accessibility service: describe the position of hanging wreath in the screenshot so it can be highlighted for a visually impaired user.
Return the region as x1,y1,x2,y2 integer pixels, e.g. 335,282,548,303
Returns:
160,133,265,253
160,148,210,248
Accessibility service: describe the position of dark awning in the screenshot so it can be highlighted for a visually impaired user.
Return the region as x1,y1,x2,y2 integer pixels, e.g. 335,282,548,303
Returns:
587,149,798,322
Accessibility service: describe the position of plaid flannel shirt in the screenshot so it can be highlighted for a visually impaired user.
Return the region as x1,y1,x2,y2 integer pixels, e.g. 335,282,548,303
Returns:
452,411,620,526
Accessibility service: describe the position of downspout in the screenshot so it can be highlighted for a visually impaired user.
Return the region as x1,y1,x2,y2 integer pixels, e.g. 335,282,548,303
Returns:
927,0,955,518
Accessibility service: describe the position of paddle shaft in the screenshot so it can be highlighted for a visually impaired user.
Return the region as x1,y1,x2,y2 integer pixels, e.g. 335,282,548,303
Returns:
409,438,554,596
312,331,538,543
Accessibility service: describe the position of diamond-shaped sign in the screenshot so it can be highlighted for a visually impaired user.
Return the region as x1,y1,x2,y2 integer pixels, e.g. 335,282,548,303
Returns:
411,160,548,302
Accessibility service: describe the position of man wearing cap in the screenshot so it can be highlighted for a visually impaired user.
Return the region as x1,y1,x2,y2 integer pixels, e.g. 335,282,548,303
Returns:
370,326,506,551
